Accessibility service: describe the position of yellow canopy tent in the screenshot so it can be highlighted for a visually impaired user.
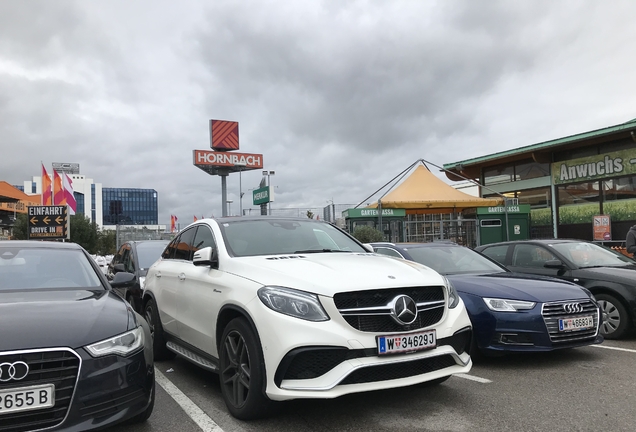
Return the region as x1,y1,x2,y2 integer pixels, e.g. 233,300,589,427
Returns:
367,164,503,212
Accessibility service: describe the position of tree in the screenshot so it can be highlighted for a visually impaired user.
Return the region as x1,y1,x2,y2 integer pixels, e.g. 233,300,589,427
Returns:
352,225,385,243
69,214,99,253
97,229,117,255
12,214,28,240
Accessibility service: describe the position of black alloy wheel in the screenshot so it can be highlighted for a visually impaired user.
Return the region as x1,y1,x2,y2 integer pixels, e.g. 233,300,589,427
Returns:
597,294,631,339
143,299,175,360
219,318,272,420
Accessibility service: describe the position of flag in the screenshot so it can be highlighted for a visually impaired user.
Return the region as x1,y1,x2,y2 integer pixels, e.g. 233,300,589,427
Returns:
53,170,65,206
194,215,198,222
41,164,52,205
63,173,77,215
171,215,178,233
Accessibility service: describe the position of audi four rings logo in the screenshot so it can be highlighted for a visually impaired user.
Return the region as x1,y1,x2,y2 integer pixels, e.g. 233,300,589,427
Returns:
391,295,418,325
0,361,29,382
563,302,583,314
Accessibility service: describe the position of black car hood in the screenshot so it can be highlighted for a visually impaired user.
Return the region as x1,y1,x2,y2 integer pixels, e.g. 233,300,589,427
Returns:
576,265,636,284
448,272,589,302
0,289,134,352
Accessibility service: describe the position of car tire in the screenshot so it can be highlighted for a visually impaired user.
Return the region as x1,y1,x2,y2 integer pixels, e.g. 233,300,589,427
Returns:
127,382,155,424
597,294,631,339
144,299,176,360
219,318,273,420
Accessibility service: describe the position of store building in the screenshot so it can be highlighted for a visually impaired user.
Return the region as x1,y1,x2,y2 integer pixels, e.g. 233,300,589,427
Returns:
443,117,636,244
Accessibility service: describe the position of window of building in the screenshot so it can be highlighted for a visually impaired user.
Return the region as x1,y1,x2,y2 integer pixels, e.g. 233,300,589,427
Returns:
483,165,514,185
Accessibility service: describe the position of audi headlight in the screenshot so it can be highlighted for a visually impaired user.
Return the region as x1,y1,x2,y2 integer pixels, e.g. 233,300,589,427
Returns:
483,298,536,312
258,286,329,321
85,327,144,357
443,277,460,309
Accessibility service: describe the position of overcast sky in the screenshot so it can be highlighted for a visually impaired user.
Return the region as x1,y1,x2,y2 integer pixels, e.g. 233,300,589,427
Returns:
2,0,636,226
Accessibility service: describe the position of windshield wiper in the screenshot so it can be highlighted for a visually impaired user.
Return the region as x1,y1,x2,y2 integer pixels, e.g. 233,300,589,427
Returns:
294,249,349,254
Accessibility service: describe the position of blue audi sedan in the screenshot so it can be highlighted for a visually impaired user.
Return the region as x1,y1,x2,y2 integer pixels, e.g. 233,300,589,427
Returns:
370,242,603,357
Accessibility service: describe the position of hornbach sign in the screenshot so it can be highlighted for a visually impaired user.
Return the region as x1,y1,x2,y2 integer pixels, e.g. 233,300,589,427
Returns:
343,208,406,218
27,206,68,240
552,148,636,185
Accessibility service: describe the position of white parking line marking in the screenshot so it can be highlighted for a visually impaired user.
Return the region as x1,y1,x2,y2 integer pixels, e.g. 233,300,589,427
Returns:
155,368,225,432
454,373,492,383
592,344,636,354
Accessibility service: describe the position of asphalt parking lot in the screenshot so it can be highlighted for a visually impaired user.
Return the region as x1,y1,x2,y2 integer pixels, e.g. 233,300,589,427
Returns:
109,334,636,432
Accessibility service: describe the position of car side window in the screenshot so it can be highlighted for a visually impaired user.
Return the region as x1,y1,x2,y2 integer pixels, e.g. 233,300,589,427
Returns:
374,247,404,259
192,225,216,254
162,238,179,259
122,245,134,273
512,245,556,268
480,245,508,265
174,228,197,261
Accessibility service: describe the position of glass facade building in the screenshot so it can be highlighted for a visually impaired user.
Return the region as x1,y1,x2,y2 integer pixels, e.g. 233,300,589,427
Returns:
102,188,159,225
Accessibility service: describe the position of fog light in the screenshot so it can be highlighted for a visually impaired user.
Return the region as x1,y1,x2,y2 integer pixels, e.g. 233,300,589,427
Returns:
498,333,533,345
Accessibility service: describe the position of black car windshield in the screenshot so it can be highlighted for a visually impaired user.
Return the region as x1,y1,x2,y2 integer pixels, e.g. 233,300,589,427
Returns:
0,247,103,290
136,242,169,269
406,245,507,275
219,219,367,257
550,242,634,268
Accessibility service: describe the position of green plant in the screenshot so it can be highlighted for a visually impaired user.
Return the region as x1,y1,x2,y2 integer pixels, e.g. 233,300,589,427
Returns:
352,226,385,243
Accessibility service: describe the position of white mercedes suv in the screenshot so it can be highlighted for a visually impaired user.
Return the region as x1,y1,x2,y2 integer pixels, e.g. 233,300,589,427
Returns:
143,217,472,419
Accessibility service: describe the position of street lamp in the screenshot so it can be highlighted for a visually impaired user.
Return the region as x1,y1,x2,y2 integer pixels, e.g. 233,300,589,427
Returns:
262,170,275,215
227,200,233,216
235,162,247,217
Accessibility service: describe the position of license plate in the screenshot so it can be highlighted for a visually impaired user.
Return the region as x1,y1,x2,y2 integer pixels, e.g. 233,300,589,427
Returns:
559,315,594,332
0,384,55,415
377,329,436,355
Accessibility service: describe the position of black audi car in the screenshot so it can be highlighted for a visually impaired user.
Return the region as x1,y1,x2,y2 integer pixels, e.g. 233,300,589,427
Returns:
476,239,636,339
0,241,154,431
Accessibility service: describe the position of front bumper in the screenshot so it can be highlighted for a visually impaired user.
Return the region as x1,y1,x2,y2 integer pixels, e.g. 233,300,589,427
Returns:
248,296,473,401
0,345,153,432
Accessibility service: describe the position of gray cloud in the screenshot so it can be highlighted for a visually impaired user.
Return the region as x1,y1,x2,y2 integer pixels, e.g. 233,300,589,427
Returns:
1,0,636,226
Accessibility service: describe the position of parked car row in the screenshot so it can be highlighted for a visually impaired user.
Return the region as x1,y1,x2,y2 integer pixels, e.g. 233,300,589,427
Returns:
2,219,630,428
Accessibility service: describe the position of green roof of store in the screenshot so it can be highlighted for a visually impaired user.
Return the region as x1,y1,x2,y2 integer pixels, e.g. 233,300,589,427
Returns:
444,117,636,170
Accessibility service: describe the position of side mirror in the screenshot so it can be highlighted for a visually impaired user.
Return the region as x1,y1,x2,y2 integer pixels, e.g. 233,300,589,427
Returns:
113,263,126,273
193,246,219,268
362,243,374,253
110,271,136,288
544,259,565,269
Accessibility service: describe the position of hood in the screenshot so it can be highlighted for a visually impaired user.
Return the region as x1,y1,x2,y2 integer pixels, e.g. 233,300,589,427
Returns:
0,289,134,352
222,253,445,297
577,265,636,283
448,272,589,302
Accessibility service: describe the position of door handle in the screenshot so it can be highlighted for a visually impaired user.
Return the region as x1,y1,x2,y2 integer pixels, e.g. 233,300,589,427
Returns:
178,273,186,281
156,271,161,278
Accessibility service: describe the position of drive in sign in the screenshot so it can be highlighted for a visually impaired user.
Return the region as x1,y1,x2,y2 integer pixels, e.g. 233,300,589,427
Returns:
27,206,68,240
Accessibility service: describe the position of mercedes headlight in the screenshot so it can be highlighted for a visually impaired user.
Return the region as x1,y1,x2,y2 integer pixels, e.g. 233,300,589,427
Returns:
258,286,329,321
85,327,144,357
444,277,460,309
483,298,536,312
